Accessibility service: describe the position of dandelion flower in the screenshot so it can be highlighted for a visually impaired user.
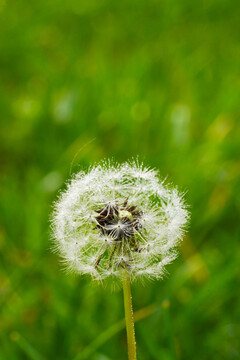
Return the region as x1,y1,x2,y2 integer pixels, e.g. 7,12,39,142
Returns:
52,161,188,282
51,160,189,360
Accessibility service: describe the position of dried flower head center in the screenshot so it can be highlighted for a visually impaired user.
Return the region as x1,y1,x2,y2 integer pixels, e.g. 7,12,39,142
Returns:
119,210,133,220
93,199,144,270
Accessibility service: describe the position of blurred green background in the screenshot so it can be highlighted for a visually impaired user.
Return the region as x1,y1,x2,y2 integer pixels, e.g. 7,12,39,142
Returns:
1,0,240,359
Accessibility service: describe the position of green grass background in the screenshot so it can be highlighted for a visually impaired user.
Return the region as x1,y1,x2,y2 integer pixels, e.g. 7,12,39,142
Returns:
0,0,240,359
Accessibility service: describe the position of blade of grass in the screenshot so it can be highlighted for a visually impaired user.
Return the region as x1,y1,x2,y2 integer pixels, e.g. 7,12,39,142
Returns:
73,304,157,360
162,299,177,360
10,331,46,360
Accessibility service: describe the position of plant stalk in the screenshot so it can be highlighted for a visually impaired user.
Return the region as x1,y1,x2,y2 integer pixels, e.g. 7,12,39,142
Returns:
122,270,137,360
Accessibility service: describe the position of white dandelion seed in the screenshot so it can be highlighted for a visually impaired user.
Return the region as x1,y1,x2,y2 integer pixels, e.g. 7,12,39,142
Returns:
51,160,189,282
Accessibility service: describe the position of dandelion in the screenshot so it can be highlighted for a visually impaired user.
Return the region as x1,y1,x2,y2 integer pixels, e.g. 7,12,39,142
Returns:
51,160,189,360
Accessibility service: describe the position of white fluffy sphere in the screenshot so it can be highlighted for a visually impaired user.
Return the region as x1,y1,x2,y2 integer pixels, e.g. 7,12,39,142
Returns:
51,161,189,282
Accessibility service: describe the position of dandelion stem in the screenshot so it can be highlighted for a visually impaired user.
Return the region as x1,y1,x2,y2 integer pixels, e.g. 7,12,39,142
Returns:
122,270,137,360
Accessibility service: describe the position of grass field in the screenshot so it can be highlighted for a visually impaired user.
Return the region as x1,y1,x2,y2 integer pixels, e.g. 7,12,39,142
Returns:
0,0,240,359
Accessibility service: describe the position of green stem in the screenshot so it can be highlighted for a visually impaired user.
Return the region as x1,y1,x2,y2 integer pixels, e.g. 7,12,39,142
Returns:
122,270,137,360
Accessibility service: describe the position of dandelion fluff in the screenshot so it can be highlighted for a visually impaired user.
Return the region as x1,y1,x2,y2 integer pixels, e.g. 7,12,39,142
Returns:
51,161,189,282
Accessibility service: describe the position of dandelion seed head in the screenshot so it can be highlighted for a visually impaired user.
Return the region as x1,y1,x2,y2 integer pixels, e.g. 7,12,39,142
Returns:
51,160,189,282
